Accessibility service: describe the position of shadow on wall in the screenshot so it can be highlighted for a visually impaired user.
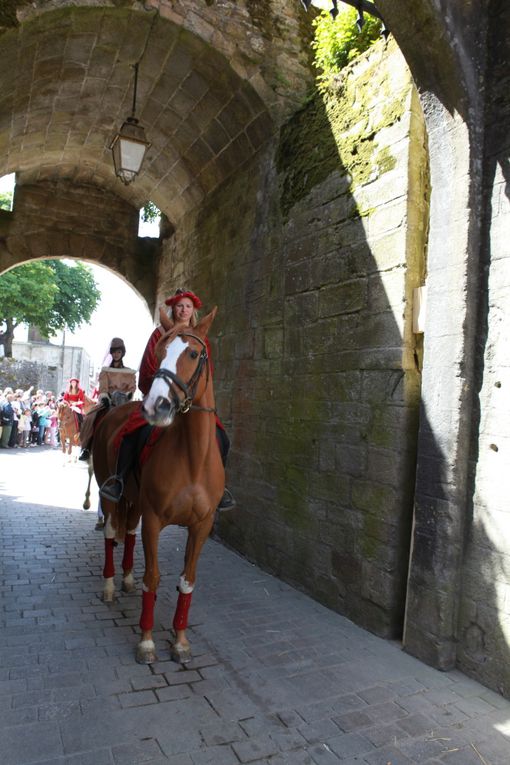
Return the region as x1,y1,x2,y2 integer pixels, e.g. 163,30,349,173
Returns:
196,37,429,641
456,2,510,693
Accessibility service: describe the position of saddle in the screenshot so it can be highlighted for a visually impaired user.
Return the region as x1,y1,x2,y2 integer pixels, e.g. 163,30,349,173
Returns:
112,403,162,468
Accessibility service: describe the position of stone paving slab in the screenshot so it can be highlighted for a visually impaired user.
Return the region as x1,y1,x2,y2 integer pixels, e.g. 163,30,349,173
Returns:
1,446,510,764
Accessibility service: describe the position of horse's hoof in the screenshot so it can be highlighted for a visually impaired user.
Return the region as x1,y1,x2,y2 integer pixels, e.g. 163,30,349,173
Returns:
83,501,91,510
136,640,157,664
121,578,136,593
102,590,115,603
170,642,192,664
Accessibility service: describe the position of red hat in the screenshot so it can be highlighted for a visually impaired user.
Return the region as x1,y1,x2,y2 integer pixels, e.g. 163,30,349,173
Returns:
165,289,202,309
69,377,79,384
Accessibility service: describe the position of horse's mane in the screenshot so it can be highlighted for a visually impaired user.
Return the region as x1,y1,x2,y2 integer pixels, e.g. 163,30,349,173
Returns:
154,320,189,361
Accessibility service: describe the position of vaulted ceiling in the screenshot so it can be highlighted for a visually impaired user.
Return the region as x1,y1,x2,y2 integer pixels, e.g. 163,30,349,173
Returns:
0,1,314,225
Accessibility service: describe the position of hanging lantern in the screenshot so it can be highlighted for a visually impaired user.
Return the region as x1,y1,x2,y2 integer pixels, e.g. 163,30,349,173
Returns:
110,63,151,185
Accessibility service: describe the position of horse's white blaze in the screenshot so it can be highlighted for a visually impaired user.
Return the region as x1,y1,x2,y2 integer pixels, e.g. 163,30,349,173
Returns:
144,336,189,414
179,575,194,594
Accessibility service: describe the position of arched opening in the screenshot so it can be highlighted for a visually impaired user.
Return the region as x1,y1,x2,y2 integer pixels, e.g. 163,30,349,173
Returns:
0,172,15,211
1,258,153,396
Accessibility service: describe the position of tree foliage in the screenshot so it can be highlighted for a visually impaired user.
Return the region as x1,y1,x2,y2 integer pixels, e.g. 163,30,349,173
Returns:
312,8,382,91
0,190,13,211
45,260,100,334
0,260,101,357
141,201,160,224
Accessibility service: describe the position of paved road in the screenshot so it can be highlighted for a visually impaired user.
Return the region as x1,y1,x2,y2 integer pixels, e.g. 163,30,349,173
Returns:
1,445,510,765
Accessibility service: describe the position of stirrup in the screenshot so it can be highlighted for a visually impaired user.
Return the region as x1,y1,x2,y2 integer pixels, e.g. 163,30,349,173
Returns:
78,448,90,462
99,475,124,503
217,488,236,511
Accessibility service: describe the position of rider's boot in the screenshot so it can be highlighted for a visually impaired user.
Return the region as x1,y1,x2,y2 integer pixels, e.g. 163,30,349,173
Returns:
217,487,236,511
79,445,90,461
99,434,136,503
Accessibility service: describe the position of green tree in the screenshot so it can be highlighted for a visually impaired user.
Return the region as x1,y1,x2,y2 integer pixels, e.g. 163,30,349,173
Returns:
312,8,382,91
141,201,160,224
0,260,101,357
0,191,13,211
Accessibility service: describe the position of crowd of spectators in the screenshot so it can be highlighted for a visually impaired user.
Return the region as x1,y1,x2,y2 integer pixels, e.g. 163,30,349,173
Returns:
0,386,61,449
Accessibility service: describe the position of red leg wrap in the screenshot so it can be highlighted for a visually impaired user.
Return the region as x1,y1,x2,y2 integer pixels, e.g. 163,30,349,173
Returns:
139,589,157,632
173,591,193,631
103,538,115,579
122,534,136,574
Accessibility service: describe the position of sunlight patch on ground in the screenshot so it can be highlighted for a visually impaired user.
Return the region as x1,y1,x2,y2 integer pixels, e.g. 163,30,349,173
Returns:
1,448,99,512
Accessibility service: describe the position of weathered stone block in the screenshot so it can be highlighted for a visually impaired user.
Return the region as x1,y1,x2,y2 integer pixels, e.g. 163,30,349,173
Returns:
319,279,367,318
352,480,398,517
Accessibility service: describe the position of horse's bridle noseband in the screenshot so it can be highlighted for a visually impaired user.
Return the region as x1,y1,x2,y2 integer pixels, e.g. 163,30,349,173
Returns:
152,332,215,415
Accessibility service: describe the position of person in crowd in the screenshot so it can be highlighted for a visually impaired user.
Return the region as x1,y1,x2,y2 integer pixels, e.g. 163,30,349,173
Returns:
8,391,22,448
100,288,235,510
36,401,51,445
29,402,39,446
0,393,15,448
48,402,58,447
20,403,32,447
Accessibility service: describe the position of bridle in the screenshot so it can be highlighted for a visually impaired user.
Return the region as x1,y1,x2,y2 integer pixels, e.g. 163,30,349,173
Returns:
152,331,216,415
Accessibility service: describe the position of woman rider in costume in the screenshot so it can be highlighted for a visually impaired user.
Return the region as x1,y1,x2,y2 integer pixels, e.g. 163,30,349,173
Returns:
99,289,235,510
63,378,85,425
79,337,136,462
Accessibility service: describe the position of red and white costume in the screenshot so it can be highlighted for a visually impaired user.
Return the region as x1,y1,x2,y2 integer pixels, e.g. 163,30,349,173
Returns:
64,382,85,414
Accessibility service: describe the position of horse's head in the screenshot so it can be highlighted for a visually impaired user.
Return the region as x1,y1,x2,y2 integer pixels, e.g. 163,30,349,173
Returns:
111,390,131,408
57,401,68,418
142,306,217,427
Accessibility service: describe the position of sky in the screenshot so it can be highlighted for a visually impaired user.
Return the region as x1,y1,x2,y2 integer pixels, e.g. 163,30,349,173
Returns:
59,265,155,371
1,173,157,373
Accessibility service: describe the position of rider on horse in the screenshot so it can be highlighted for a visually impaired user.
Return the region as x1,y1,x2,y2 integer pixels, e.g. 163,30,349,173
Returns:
79,338,136,461
63,378,85,427
99,289,235,510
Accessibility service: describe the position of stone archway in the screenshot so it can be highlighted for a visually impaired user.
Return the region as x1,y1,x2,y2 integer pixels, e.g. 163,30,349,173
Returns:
2,0,509,697
0,179,161,311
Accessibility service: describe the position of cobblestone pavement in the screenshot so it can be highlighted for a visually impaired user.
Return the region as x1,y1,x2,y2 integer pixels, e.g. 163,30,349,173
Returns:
1,446,510,765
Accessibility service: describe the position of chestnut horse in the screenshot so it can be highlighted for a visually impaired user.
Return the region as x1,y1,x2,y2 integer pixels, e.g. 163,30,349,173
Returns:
92,307,224,664
57,401,81,458
57,396,95,459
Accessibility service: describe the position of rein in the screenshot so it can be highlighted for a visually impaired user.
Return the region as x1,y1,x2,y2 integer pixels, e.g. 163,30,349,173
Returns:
152,331,216,415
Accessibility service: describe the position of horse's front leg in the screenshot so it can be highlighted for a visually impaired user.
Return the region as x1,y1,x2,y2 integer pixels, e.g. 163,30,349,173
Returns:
102,506,117,602
137,512,161,664
121,503,141,593
171,515,215,664
83,459,93,510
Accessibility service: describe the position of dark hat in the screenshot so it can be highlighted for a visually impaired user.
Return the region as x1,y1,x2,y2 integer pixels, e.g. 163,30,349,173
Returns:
109,337,126,355
165,289,202,309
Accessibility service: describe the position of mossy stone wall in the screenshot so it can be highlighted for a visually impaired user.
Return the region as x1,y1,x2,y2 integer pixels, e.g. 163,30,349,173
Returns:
158,39,428,638
455,0,510,697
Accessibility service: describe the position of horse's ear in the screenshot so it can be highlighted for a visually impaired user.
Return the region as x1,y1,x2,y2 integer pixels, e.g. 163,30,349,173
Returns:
196,306,217,337
159,306,173,332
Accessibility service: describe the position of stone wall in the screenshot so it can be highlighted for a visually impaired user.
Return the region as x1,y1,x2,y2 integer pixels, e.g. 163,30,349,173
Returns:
0,356,58,394
158,38,428,638
0,180,161,313
11,341,92,396
456,0,510,697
